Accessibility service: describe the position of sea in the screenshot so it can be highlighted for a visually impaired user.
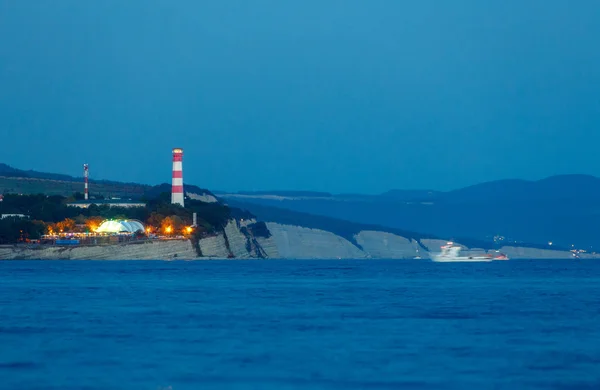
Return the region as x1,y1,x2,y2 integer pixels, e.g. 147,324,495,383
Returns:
1,259,599,390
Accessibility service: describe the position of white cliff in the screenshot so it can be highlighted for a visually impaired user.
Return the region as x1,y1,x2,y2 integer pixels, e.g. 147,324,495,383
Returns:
197,234,230,258
421,239,464,252
0,240,197,260
224,220,251,258
255,236,280,258
497,246,574,259
186,192,219,203
266,223,365,259
355,231,429,259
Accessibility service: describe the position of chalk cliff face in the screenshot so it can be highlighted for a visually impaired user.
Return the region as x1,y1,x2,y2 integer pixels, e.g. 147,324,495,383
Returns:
496,246,574,259
186,192,218,203
0,240,198,260
355,231,429,259
0,221,594,260
266,223,365,259
265,225,593,260
224,220,252,258
197,234,229,258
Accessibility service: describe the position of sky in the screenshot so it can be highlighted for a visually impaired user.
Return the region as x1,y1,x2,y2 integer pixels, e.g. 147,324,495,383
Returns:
1,0,599,194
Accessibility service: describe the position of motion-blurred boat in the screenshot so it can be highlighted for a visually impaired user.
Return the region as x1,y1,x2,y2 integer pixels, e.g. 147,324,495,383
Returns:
432,243,509,262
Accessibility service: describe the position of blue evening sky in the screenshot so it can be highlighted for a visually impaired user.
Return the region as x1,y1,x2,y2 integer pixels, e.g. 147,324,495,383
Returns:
1,1,599,193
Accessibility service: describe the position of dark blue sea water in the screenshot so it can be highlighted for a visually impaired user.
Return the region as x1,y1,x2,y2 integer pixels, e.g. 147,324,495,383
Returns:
1,260,600,389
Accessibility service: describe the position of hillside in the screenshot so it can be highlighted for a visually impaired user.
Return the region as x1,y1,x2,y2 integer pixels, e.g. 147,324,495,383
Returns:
0,163,215,200
222,199,569,252
223,199,436,248
218,175,600,250
0,163,143,185
442,175,600,203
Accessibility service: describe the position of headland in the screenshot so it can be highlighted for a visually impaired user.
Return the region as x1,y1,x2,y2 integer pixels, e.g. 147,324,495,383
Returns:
0,161,596,261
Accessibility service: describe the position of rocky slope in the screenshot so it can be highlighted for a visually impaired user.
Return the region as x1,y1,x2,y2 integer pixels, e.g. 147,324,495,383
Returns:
267,223,364,259
0,240,197,260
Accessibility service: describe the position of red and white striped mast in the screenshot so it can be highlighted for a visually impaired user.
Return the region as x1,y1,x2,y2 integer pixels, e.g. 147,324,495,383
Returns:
171,148,184,207
83,164,89,200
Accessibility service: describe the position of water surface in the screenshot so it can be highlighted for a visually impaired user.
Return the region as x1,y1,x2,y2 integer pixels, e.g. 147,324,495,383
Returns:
1,259,599,389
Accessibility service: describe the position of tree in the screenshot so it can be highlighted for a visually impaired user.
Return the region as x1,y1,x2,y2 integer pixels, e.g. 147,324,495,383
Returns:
28,220,47,240
161,215,185,235
0,217,46,244
55,218,76,233
147,212,164,230
85,216,104,232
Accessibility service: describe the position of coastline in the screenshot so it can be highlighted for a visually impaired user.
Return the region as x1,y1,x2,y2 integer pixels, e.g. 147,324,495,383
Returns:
2,221,593,261
2,232,596,261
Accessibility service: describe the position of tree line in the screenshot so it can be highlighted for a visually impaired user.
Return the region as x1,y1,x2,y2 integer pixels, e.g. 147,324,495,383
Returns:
0,192,251,244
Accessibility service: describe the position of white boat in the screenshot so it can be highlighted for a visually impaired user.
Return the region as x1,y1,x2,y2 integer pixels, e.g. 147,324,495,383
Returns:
431,243,508,262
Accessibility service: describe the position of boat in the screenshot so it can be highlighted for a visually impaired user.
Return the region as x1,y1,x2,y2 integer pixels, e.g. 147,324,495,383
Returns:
431,242,509,262
493,252,509,260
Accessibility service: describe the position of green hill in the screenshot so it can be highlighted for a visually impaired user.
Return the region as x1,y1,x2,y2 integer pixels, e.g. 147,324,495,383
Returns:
0,163,215,200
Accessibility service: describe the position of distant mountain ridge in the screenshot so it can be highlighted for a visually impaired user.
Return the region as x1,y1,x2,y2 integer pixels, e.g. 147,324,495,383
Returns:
217,174,600,250
443,175,600,203
217,174,600,203
372,174,600,203
223,190,333,198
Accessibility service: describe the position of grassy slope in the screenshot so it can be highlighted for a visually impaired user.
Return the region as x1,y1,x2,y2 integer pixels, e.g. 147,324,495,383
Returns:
0,176,213,200
0,176,148,198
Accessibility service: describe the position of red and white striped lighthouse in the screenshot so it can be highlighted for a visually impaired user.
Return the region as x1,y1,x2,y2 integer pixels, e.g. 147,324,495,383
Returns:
83,164,89,200
171,148,184,207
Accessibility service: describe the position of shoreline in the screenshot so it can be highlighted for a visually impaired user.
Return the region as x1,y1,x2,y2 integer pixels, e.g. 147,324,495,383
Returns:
2,222,596,261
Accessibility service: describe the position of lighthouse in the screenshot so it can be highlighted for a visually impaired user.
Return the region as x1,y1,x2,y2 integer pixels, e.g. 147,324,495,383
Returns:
83,164,89,200
171,148,184,207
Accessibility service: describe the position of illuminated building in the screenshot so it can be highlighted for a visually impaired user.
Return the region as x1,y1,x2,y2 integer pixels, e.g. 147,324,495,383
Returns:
95,219,145,234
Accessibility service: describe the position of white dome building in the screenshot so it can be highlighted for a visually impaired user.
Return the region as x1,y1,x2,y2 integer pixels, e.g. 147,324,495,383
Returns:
95,219,145,234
